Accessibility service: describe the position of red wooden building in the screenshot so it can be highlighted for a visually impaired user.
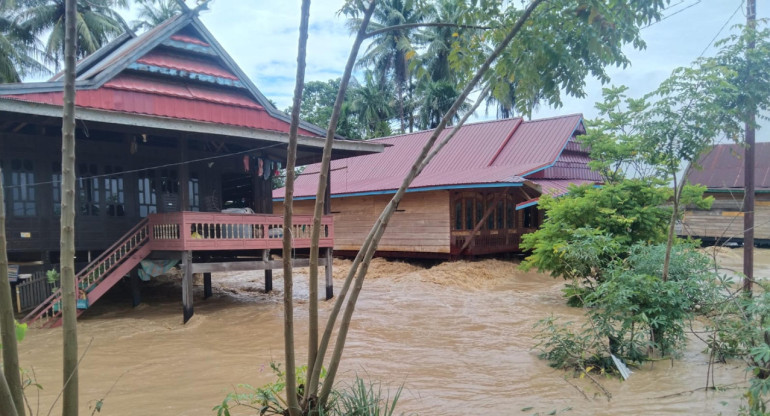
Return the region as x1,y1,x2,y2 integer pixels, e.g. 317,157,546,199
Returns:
0,11,381,325
275,114,599,258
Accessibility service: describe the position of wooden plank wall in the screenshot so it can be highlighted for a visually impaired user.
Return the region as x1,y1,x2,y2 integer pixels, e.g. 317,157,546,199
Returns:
680,193,770,241
276,190,451,254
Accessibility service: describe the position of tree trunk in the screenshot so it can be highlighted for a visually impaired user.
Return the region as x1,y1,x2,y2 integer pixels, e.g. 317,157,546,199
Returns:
662,163,690,282
304,0,378,402
281,1,311,415
0,168,24,416
0,368,19,416
61,0,79,413
316,0,547,405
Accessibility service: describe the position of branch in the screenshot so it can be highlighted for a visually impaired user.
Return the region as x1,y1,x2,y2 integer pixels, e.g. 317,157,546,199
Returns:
364,22,490,39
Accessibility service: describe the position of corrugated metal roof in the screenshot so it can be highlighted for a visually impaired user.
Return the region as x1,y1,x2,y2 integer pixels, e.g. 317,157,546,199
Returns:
688,142,770,190
275,114,594,198
135,50,239,80
169,33,209,47
1,74,322,135
0,14,327,138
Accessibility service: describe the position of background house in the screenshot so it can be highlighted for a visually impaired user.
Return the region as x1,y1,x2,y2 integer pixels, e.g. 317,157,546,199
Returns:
680,142,770,246
275,114,600,258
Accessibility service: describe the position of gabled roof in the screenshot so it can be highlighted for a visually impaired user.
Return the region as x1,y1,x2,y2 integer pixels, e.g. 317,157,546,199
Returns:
0,12,326,137
688,142,770,190
274,114,601,199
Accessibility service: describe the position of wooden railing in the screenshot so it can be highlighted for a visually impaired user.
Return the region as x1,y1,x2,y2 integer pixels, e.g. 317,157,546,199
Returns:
22,219,150,327
22,213,334,326
147,212,334,251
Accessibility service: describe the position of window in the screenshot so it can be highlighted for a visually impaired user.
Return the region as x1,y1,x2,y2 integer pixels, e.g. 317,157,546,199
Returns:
138,171,157,217
9,159,35,216
465,198,474,231
496,200,504,229
454,200,463,230
486,196,496,230
52,162,61,216
189,174,200,211
104,165,125,216
506,199,515,229
78,163,99,216
523,206,539,229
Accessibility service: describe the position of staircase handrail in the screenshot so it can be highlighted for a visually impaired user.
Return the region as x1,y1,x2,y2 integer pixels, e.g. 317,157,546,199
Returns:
21,218,150,324
77,218,150,281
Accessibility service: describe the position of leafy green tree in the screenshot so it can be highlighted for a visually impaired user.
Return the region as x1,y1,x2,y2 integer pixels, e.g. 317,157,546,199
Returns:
580,86,652,183
20,0,128,64
357,0,423,133
131,0,181,31
521,180,672,284
0,0,48,83
415,78,466,129
536,242,720,372
350,69,394,139
288,78,364,140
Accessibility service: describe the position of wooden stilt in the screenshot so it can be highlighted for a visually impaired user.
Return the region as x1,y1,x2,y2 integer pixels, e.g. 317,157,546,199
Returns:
263,249,272,293
130,268,141,307
182,251,194,323
325,247,333,300
203,273,212,299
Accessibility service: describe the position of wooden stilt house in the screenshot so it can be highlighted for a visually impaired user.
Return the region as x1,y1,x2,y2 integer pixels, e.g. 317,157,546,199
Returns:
274,114,599,258
680,142,770,246
0,12,382,325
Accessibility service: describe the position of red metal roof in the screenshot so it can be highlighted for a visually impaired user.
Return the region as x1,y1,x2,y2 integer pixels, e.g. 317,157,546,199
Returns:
0,16,325,138
688,142,770,190
2,74,320,135
170,33,210,47
136,50,239,80
275,114,597,198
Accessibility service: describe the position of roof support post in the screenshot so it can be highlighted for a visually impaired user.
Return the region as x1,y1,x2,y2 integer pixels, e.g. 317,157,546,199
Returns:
179,137,189,212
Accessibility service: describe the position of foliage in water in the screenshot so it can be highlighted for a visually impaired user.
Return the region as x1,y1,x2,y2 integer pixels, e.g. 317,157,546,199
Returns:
520,180,672,286
535,242,721,372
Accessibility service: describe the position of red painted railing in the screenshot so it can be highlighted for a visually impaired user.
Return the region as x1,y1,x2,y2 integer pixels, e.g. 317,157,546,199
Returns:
22,218,150,327
147,212,334,251
23,212,333,326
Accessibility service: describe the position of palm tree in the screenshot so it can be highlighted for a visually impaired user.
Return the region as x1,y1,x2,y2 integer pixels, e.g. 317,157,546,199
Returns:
357,0,423,133
20,0,128,65
132,0,181,31
0,0,49,82
350,70,395,139
416,79,467,129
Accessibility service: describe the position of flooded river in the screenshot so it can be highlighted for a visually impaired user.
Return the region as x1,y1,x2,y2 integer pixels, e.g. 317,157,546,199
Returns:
17,248,770,415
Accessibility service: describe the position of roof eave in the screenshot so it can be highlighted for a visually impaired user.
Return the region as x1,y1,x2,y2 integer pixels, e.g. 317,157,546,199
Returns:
0,98,383,155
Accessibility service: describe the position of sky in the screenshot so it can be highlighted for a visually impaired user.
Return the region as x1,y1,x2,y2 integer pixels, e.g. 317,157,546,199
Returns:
159,1,767,136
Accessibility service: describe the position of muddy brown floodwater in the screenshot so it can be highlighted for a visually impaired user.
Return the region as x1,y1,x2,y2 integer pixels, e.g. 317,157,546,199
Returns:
17,248,770,415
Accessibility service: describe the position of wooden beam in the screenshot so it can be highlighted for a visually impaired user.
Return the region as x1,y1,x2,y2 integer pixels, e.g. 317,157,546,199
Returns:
129,269,141,307
458,189,509,254
324,247,333,300
203,272,212,299
263,249,272,293
191,258,326,273
179,136,189,211
182,251,193,323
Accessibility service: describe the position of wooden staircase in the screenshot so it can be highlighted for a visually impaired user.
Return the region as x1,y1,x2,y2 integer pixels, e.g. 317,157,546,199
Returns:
22,219,151,328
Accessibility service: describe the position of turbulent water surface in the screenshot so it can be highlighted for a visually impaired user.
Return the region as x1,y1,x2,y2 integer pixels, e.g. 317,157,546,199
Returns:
17,248,770,415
